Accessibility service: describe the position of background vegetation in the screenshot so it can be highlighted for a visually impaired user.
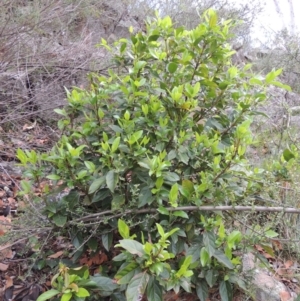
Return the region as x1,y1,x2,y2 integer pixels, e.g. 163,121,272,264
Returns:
1,1,300,301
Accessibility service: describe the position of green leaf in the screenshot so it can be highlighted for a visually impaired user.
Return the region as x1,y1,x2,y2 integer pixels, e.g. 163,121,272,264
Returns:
36,289,60,301
52,214,67,227
249,77,263,85
138,187,153,207
106,170,118,192
75,287,90,297
203,232,216,257
156,223,165,237
181,179,194,198
157,206,169,215
102,233,113,252
196,281,208,301
135,61,147,70
265,229,279,238
219,280,233,301
148,35,160,42
46,174,61,180
205,270,217,288
131,130,143,143
213,250,234,269
167,62,178,73
164,172,180,182
20,180,31,194
118,219,130,239
112,195,125,210
115,262,140,284
172,210,189,219
146,276,162,301
200,247,210,267
208,10,218,27
111,137,120,153
90,275,119,292
84,161,95,172
54,108,67,116
260,243,275,258
126,272,150,301
270,80,291,91
227,231,242,246
118,239,145,257
266,69,282,84
88,176,106,194
169,183,179,207
16,148,27,164
283,148,295,162
61,292,72,301
186,243,201,263
87,237,98,251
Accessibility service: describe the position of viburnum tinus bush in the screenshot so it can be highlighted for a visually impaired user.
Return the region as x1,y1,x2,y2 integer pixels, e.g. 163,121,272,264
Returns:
17,9,291,301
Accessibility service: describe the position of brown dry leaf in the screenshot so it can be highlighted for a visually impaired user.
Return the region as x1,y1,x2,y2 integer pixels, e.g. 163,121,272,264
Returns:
79,255,88,265
5,275,13,288
163,291,179,301
254,244,263,252
262,251,273,259
80,252,108,267
272,239,283,251
284,260,294,269
0,262,9,271
276,268,286,276
0,216,11,233
280,291,291,301
0,244,14,259
48,251,64,259
17,201,27,210
89,252,108,266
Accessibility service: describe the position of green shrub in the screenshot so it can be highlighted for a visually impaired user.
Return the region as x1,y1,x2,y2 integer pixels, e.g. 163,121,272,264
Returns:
17,9,289,301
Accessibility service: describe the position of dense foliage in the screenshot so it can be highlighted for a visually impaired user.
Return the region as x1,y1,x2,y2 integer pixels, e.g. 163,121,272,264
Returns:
18,10,290,301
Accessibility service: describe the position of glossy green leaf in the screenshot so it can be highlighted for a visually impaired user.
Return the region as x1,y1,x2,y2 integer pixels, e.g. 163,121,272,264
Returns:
157,206,169,215
118,219,130,239
203,232,216,257
84,161,95,172
111,137,121,153
76,287,90,297
213,250,234,269
219,280,233,301
146,276,162,301
167,62,178,73
87,237,98,251
169,183,179,207
172,210,189,219
196,280,209,301
61,292,72,301
102,233,113,252
200,247,210,266
205,269,217,288
283,148,295,162
126,272,149,301
181,179,194,198
115,261,139,281
90,275,119,292
46,174,61,180
265,229,279,238
89,176,106,194
106,170,118,192
118,239,145,257
52,213,67,227
36,289,60,301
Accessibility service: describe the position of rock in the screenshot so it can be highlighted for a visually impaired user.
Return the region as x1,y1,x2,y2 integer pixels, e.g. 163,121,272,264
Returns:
242,253,295,301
